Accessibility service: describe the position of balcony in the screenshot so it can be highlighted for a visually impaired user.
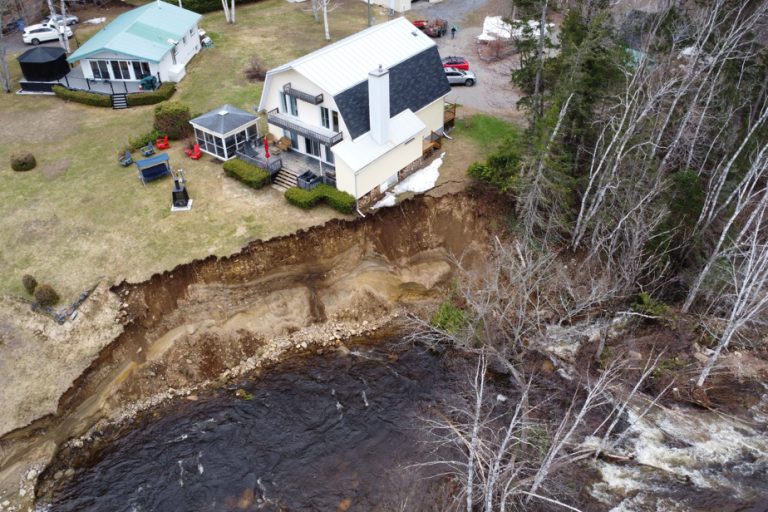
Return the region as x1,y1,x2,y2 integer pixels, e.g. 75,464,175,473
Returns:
283,82,323,105
267,108,343,146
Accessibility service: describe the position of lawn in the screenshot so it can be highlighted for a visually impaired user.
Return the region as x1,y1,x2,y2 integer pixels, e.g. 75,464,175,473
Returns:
0,0,376,299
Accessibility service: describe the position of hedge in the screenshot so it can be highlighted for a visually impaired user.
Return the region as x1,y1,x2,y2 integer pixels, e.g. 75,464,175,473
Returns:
284,184,356,214
154,101,191,140
223,159,270,189
52,85,111,107
162,0,262,13
52,82,175,108
128,129,163,151
127,82,176,106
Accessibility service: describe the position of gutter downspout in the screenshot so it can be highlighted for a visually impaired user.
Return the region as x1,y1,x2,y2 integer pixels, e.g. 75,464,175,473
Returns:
354,177,365,217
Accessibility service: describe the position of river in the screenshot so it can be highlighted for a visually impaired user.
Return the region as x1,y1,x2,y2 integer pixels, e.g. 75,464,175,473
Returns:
40,341,467,512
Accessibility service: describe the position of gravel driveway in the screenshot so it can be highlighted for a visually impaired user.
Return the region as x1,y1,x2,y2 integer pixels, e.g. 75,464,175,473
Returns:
410,0,525,120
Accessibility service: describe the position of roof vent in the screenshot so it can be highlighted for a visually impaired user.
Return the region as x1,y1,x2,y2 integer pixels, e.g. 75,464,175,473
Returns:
218,110,228,116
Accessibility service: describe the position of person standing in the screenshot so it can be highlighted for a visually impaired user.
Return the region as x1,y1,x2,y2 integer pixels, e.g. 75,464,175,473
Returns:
451,25,457,39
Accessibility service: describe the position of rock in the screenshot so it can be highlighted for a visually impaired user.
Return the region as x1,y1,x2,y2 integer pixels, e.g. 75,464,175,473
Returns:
19,489,26,497
54,471,63,480
186,325,196,335
25,469,37,481
185,359,192,365
627,350,643,361
2,500,10,507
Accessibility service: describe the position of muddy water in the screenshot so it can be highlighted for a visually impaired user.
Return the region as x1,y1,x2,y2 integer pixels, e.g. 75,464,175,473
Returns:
41,342,466,512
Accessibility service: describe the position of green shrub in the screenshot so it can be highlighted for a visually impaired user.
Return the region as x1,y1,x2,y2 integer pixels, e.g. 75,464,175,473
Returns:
128,129,164,151
632,292,668,316
52,85,112,107
153,101,191,140
284,184,356,214
431,301,467,333
22,274,37,295
223,159,271,189
127,82,176,106
34,284,60,306
10,152,37,172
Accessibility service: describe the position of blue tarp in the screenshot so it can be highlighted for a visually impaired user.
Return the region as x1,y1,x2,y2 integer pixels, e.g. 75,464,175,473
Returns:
135,152,169,170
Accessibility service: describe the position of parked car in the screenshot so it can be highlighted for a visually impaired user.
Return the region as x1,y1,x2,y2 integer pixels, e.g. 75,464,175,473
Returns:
413,18,447,37
2,18,22,35
43,13,80,26
442,56,469,71
22,23,73,45
445,67,476,86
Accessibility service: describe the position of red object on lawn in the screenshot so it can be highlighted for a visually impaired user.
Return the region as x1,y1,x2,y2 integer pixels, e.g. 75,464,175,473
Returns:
156,135,170,150
185,143,202,160
264,137,270,159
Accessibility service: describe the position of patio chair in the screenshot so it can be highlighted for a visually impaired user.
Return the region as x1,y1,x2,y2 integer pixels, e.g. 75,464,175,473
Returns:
118,150,133,167
156,135,170,150
141,143,155,157
185,143,202,160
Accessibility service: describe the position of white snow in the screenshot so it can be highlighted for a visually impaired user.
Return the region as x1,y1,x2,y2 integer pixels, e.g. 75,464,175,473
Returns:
371,152,445,209
84,17,106,25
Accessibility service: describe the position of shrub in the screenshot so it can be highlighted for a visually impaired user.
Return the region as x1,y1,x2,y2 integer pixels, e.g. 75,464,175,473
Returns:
127,82,176,106
10,152,37,172
244,57,268,81
154,101,192,140
284,184,356,214
34,284,60,306
431,301,467,333
632,292,668,316
223,159,270,189
52,85,112,107
22,274,37,295
128,129,163,151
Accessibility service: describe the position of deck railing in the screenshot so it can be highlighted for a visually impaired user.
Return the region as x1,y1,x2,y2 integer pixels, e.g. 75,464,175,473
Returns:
267,109,343,146
236,149,283,174
283,83,323,105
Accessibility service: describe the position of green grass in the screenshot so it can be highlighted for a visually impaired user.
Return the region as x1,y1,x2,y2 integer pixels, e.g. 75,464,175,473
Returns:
452,114,521,149
0,0,370,299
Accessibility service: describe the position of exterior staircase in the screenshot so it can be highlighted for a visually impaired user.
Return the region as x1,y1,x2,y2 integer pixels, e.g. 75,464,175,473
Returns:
272,168,299,191
111,93,128,110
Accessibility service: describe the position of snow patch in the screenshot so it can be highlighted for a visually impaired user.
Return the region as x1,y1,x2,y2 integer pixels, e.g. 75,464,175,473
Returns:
84,17,106,25
372,153,445,210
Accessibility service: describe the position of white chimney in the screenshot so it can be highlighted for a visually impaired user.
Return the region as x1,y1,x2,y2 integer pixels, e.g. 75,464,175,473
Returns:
368,64,390,145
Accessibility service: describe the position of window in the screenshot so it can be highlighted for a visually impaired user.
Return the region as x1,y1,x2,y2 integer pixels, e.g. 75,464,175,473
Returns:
279,92,287,113
305,138,321,157
289,95,298,116
90,60,109,79
283,129,298,149
171,46,177,65
321,107,329,129
332,111,339,132
190,28,194,36
182,35,187,44
324,145,334,165
110,61,130,80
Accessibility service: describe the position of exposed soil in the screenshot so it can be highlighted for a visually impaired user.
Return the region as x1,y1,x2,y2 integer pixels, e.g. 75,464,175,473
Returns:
0,191,504,511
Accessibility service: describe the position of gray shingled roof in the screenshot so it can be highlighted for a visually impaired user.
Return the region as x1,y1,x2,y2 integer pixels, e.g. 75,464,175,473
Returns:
333,46,451,140
190,104,258,135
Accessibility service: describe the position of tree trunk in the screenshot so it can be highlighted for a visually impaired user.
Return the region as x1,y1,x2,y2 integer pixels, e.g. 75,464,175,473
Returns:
46,0,67,52
231,0,235,24
322,1,330,41
0,29,10,93
60,0,70,52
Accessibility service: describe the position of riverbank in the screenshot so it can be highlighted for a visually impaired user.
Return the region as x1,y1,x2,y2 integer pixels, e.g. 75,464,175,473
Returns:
0,191,500,511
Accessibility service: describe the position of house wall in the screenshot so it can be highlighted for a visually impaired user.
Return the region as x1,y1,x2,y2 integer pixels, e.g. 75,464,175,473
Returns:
361,0,412,13
79,52,160,81
415,97,445,138
263,69,346,165
336,136,422,199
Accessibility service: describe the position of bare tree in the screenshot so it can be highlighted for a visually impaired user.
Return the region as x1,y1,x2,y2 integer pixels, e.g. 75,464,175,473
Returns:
696,185,768,386
418,351,663,511
221,0,236,23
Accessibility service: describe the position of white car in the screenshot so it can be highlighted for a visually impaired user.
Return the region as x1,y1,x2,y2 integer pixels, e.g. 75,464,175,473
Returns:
22,23,73,45
43,14,80,26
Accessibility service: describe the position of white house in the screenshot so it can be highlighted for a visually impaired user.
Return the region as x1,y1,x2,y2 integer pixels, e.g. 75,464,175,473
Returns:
258,17,451,201
362,0,413,13
67,2,202,84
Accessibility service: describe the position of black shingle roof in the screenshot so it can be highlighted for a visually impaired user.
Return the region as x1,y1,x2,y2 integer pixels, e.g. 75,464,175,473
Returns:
333,46,451,140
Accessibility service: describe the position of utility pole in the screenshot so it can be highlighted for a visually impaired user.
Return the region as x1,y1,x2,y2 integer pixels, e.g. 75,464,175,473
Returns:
367,0,371,27
46,0,67,52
